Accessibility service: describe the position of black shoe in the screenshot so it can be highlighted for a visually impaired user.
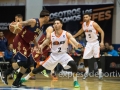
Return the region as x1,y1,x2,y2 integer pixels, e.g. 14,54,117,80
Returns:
1,76,8,85
11,85,19,88
11,82,26,88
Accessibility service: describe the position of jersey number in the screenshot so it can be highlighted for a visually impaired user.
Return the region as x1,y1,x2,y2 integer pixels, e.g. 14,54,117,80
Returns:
58,47,61,52
88,34,91,38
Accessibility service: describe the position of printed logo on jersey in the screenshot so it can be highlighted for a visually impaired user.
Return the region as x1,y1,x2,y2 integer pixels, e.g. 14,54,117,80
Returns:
53,41,65,45
85,29,92,32
63,35,65,38
34,28,42,35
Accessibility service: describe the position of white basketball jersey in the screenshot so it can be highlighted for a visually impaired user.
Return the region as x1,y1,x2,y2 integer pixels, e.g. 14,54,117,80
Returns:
50,30,68,53
82,21,98,42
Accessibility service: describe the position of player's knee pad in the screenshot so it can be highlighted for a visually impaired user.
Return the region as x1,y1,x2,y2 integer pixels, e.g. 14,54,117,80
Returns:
17,61,28,69
67,61,77,73
32,65,45,74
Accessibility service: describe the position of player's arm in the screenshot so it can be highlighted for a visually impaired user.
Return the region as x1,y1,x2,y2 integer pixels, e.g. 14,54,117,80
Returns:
33,38,38,47
93,22,104,46
73,28,84,38
19,19,36,27
67,32,82,49
46,26,53,39
39,33,51,53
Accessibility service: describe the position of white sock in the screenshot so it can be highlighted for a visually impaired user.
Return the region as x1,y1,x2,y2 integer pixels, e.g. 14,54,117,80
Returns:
85,67,89,74
51,70,55,75
98,69,102,74
24,74,31,80
73,73,77,81
17,68,20,72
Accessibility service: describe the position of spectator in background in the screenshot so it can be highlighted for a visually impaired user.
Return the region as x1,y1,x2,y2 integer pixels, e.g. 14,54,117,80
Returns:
105,42,110,51
107,45,119,56
4,44,13,61
101,42,110,56
76,35,86,47
0,32,8,52
80,33,86,46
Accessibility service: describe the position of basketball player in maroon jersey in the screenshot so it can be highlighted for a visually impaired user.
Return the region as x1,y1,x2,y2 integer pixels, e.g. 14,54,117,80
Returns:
1,10,50,87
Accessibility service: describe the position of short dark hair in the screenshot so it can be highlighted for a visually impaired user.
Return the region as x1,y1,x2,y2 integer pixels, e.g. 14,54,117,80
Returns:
40,10,50,17
54,18,63,24
83,13,91,16
15,14,23,19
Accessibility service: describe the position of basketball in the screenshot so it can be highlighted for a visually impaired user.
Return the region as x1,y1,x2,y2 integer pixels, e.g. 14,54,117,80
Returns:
9,22,22,34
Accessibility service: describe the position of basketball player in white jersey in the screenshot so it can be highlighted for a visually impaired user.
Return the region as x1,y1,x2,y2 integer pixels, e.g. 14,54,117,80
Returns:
74,13,104,80
22,18,82,88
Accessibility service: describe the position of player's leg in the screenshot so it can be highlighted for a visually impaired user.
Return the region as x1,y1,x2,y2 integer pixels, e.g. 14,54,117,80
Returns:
51,69,58,80
93,42,103,80
12,60,28,87
39,56,49,78
1,58,19,85
82,42,93,80
20,55,58,83
59,53,80,88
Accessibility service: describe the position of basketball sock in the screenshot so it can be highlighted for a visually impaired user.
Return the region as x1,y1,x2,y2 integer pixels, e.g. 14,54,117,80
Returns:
73,73,77,81
98,68,102,74
17,68,20,72
12,72,23,86
24,74,31,80
51,70,55,74
85,67,89,74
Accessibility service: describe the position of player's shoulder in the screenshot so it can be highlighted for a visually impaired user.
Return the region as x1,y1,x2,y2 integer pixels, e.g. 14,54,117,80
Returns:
92,21,98,27
46,26,54,32
28,18,39,24
47,26,54,29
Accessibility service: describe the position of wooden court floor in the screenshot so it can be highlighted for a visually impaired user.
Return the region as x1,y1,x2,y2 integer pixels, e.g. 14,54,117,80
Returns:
0,74,120,90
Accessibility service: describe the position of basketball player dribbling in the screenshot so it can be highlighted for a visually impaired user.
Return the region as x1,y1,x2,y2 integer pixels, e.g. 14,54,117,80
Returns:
20,18,82,88
73,13,104,80
1,10,50,87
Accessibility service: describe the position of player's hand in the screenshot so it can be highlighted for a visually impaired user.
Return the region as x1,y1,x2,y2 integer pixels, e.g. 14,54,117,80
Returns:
38,45,43,54
78,43,83,48
100,42,104,49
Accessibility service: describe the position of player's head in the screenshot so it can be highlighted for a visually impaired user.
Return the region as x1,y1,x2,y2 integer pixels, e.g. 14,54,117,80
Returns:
40,10,50,23
0,32,4,37
15,14,23,22
53,18,63,30
83,13,91,22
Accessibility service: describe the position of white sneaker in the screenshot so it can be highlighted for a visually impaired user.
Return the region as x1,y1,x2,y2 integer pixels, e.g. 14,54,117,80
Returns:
98,72,103,80
83,72,89,80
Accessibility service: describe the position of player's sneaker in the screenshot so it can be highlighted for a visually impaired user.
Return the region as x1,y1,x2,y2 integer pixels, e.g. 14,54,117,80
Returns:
51,73,58,80
11,83,26,88
74,81,80,88
41,70,49,78
1,76,8,85
83,72,89,80
98,72,103,80
11,85,19,88
20,78,27,83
